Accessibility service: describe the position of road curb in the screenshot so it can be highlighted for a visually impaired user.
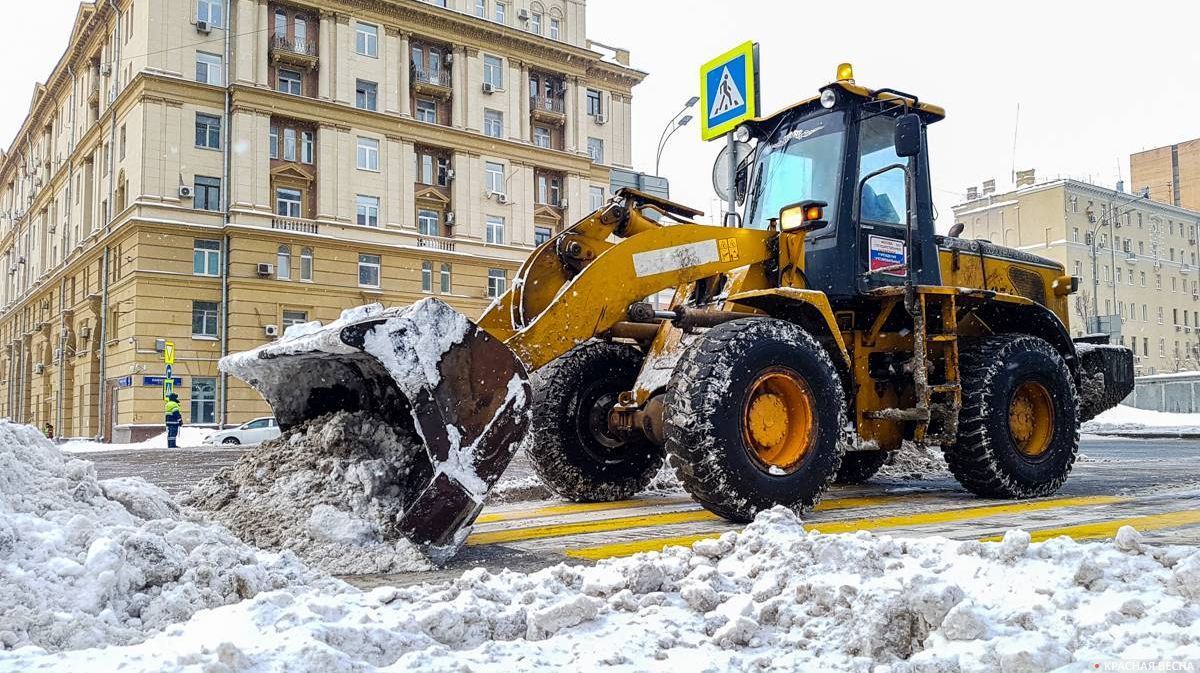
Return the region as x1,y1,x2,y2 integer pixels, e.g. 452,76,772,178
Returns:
1083,430,1200,439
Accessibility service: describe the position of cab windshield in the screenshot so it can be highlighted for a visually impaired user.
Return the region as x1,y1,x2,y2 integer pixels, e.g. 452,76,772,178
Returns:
745,112,845,231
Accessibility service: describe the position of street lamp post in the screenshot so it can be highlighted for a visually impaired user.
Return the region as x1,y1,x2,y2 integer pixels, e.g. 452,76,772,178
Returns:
1089,189,1149,333
654,96,699,176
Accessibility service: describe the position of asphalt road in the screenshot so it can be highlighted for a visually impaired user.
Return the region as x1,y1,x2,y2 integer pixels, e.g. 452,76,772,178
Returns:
78,437,1200,586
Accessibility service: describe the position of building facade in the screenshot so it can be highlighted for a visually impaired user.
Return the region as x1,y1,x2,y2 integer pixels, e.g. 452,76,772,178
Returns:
0,0,644,440
1131,137,1200,211
953,177,1200,375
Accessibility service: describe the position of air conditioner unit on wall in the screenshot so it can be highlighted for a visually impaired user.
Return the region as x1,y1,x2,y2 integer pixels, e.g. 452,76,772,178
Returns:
33,363,44,374
482,82,495,94
256,263,274,277
99,64,112,76
445,211,455,225
264,324,279,337
196,20,211,34
595,112,607,125
178,185,193,199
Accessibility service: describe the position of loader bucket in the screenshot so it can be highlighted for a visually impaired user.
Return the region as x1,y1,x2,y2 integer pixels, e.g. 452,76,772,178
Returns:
219,299,531,562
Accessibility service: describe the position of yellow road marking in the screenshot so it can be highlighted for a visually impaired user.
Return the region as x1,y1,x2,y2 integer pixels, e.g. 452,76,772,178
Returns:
468,495,900,546
979,509,1200,543
476,496,695,524
565,495,1128,560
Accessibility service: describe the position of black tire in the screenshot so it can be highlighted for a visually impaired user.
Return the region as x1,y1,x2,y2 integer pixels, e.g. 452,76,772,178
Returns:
835,451,889,484
948,335,1079,498
663,318,849,522
529,341,665,501
222,437,241,445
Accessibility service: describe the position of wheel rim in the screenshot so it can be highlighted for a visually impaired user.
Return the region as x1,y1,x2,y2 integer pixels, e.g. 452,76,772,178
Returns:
741,367,815,473
1008,380,1054,458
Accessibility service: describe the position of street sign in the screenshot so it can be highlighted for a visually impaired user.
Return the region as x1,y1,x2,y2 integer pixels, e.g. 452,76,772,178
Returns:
163,341,175,365
117,375,133,388
699,41,759,141
145,376,183,387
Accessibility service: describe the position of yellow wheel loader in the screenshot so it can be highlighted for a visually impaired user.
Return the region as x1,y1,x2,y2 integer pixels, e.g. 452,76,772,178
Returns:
222,67,1134,560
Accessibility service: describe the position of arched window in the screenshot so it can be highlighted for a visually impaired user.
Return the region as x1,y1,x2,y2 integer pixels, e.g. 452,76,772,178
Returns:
277,245,291,280
295,16,307,50
421,260,433,292
440,262,452,293
300,247,313,281
274,9,287,39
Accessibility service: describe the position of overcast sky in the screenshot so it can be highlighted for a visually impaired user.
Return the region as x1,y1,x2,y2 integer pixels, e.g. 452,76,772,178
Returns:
3,1,1199,232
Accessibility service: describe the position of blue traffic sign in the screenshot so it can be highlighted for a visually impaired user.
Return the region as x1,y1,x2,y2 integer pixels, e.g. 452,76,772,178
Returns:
700,41,759,141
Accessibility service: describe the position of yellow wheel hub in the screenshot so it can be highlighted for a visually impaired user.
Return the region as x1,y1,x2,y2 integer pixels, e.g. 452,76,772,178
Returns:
742,368,815,472
1009,381,1054,458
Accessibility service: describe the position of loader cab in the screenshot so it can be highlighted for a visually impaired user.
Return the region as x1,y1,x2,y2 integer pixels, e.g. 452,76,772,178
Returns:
740,69,944,299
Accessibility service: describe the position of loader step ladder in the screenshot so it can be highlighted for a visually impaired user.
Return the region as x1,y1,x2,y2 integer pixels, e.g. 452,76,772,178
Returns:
863,289,962,445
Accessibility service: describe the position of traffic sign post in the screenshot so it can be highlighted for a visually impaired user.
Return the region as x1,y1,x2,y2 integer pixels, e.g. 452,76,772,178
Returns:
162,341,175,400
699,41,760,225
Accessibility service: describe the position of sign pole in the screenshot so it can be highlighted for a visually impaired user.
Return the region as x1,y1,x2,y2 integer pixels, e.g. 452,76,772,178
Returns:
725,133,737,226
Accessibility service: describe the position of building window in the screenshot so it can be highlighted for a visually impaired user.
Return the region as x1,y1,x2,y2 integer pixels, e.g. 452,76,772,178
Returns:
485,161,505,195
195,176,221,211
269,128,278,159
440,263,451,293
587,137,604,164
356,195,380,227
359,254,381,288
197,0,224,27
417,148,451,186
301,131,314,164
283,310,308,327
192,301,219,337
421,260,433,292
587,89,602,116
494,2,506,23
487,268,507,297
549,17,560,39
275,187,301,216
483,55,503,88
484,109,504,138
356,80,378,111
191,378,216,424
532,126,550,148
536,175,561,205
277,245,291,279
1073,260,1082,276
357,137,380,171
277,69,302,96
534,226,552,245
283,128,297,161
195,113,221,149
195,52,223,85
193,239,221,276
486,215,505,244
589,185,605,211
474,0,486,17
416,99,437,123
417,209,439,236
529,12,541,34
300,247,313,281
356,22,378,57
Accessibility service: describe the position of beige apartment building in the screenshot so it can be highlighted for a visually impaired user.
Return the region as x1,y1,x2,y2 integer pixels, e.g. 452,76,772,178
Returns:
1131,137,1200,211
954,175,1200,375
0,0,644,441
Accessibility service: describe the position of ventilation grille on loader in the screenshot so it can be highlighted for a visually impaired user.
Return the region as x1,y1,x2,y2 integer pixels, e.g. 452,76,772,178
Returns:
1008,267,1046,305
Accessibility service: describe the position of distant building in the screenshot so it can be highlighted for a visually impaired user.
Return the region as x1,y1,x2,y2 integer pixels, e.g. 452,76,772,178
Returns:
953,174,1200,375
1131,138,1200,210
0,0,644,441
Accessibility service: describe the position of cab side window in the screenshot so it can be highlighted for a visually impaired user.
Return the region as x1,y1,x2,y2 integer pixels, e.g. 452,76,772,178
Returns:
858,114,908,225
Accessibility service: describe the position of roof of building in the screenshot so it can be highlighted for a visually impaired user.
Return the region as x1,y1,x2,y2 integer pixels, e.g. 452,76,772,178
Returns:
951,177,1200,222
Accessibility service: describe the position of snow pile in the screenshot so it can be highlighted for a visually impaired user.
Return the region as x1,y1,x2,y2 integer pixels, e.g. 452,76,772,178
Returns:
879,441,951,480
11,506,1200,671
0,421,328,653
1083,404,1200,435
61,426,215,453
185,411,433,575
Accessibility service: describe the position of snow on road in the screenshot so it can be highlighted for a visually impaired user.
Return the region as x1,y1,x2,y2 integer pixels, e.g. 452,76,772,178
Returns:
2,420,1199,672
1084,405,1200,435
60,426,214,453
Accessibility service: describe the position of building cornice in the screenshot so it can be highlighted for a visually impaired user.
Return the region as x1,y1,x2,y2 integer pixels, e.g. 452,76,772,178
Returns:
954,179,1200,224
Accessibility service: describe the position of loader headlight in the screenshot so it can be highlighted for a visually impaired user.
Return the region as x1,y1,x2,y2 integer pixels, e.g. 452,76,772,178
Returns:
733,125,751,143
820,89,838,109
779,200,828,233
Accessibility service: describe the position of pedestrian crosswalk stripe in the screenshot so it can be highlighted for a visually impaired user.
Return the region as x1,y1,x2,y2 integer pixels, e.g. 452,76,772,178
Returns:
468,495,901,546
564,494,1129,560
978,508,1200,543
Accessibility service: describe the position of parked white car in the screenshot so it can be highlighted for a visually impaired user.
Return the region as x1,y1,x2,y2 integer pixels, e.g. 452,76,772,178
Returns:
203,417,281,446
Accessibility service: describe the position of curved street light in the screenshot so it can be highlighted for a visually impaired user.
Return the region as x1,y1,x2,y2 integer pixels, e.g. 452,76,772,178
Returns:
655,96,699,176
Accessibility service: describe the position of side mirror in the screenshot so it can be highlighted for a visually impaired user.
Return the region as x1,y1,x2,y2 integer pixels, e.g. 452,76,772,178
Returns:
948,222,965,238
712,141,753,204
894,113,922,158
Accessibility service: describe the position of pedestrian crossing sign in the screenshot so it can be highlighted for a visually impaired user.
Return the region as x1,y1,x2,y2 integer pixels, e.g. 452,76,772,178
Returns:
700,41,759,141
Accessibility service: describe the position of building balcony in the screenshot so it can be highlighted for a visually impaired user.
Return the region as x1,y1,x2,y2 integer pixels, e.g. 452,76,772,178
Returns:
270,35,318,69
412,66,452,99
531,95,566,125
416,234,456,251
271,216,319,234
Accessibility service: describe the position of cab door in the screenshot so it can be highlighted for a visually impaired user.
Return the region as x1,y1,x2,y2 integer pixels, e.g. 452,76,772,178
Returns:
854,112,912,291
